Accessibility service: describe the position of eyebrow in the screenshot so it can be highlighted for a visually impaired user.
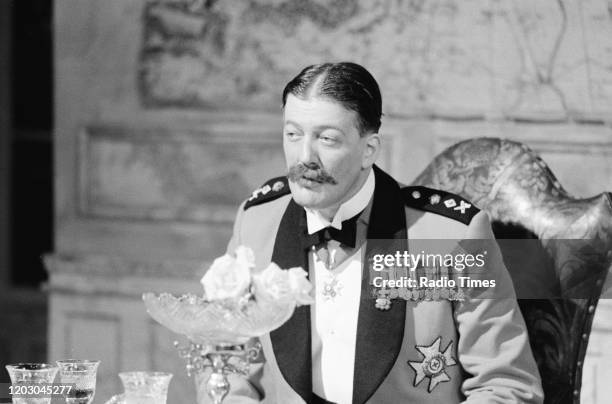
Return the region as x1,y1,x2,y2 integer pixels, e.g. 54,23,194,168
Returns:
283,120,346,134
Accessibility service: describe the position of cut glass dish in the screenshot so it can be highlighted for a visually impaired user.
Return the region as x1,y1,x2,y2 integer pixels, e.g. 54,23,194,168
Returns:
142,292,296,344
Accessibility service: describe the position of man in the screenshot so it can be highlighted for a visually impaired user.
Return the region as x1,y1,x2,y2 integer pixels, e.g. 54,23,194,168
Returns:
197,62,543,404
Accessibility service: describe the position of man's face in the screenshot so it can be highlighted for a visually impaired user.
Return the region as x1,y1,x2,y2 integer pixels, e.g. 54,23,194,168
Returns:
283,94,378,214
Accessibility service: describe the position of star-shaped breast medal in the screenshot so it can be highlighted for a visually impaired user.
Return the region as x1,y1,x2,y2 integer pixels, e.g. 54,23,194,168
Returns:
408,337,456,393
321,276,342,301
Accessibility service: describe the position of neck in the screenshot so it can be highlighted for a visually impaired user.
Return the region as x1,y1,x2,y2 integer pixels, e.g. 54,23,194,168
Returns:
316,168,371,221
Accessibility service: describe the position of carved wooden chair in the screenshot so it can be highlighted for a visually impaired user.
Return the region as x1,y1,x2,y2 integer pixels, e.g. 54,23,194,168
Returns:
412,137,612,404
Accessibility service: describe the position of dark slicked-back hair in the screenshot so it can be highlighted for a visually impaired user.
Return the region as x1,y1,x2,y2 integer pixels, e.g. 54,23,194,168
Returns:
281,62,382,135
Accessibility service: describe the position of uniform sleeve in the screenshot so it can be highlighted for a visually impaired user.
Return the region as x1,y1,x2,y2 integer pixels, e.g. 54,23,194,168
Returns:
226,201,245,255
195,203,266,404
454,211,544,404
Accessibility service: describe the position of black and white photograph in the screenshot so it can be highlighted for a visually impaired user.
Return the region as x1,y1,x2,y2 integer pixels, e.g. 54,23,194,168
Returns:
1,1,611,403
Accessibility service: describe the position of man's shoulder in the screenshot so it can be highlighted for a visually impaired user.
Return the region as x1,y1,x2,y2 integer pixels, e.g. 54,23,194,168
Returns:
243,176,291,211
400,185,480,226
235,176,291,252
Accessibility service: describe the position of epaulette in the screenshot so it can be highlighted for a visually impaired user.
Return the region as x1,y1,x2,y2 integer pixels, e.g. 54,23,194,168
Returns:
243,176,290,210
402,185,480,225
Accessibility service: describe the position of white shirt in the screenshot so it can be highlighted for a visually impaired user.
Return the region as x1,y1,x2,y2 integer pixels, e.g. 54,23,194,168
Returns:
307,169,375,404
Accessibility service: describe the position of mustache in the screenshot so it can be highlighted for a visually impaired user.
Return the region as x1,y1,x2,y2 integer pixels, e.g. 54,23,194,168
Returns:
287,162,338,185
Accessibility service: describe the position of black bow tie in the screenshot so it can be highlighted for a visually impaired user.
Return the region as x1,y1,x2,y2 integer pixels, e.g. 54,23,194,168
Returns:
301,213,359,249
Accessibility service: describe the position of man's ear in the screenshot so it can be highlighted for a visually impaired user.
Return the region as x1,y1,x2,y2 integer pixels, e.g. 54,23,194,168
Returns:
362,133,381,169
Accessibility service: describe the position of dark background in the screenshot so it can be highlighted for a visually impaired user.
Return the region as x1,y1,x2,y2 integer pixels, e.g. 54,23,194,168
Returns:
10,0,53,287
0,0,53,382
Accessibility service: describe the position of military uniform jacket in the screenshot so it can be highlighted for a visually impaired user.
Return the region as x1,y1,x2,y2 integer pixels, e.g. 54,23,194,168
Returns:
197,165,543,404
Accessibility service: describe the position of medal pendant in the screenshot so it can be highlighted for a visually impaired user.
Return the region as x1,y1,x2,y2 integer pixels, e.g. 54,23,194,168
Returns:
321,276,342,301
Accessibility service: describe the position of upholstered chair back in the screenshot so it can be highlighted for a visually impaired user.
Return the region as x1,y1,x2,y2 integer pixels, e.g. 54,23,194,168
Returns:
412,137,612,404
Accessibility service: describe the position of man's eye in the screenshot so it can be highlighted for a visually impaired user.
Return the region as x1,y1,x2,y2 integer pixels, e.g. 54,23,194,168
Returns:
319,135,337,144
284,132,300,140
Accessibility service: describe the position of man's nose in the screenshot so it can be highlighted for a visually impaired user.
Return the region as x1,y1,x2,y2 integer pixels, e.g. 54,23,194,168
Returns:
298,135,318,164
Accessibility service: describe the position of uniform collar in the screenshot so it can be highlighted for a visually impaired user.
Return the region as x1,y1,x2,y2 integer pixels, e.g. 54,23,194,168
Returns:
305,168,375,234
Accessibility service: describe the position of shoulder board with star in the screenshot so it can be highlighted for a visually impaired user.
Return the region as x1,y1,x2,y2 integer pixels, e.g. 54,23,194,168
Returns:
243,177,290,210
401,186,480,225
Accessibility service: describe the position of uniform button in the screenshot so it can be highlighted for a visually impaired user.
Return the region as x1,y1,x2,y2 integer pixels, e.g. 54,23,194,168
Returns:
573,390,579,397
577,361,582,367
582,333,588,340
588,305,595,314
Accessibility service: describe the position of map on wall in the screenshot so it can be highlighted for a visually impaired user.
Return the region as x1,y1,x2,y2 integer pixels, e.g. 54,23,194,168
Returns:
140,0,612,121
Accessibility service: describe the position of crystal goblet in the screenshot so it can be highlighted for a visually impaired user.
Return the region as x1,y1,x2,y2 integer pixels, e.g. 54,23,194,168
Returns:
118,371,173,404
56,359,100,404
5,363,58,404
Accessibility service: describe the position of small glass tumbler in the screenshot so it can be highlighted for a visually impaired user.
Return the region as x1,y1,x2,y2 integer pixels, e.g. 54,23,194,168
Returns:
56,359,100,404
118,371,173,404
5,363,58,404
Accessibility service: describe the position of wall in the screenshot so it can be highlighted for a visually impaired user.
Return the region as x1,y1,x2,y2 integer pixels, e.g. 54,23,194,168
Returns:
49,1,612,403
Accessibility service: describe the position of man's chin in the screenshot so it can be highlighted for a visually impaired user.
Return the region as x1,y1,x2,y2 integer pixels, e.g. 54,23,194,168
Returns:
288,182,325,208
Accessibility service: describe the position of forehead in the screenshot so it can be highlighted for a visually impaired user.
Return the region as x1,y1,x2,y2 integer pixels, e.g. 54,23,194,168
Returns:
283,94,359,131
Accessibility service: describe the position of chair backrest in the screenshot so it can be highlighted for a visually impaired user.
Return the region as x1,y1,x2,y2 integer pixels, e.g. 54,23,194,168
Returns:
412,137,612,404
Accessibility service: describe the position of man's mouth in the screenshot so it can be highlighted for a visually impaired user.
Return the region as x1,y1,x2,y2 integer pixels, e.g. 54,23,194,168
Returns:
302,174,323,183
296,175,323,187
